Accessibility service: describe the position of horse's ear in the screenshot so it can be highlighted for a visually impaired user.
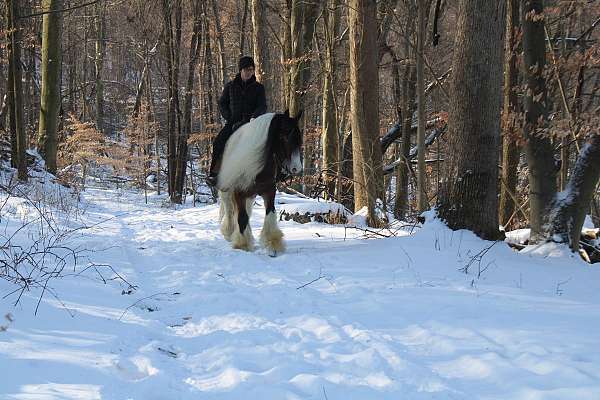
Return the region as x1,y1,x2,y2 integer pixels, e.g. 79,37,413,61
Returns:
283,109,290,117
294,110,303,121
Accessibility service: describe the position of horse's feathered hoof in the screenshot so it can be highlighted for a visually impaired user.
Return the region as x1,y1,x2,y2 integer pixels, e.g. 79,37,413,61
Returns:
268,250,277,258
231,229,255,252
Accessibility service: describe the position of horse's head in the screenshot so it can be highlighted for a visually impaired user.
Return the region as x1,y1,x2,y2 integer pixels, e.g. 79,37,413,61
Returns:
275,109,303,176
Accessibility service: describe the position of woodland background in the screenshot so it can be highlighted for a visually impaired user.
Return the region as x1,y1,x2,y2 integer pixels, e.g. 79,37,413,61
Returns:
1,0,599,259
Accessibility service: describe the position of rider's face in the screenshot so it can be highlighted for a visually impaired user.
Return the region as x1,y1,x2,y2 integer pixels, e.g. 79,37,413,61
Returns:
240,66,255,81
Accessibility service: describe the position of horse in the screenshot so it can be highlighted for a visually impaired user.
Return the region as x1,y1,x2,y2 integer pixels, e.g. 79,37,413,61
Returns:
217,110,303,256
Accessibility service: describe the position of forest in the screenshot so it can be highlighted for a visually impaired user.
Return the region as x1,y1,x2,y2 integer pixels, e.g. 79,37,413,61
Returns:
1,0,599,255
0,1,600,398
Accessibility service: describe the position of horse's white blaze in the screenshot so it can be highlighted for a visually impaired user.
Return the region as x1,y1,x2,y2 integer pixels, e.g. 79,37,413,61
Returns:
217,113,276,191
286,149,303,175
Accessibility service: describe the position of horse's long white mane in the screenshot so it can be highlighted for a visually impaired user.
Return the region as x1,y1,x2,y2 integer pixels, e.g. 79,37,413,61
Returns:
217,113,276,191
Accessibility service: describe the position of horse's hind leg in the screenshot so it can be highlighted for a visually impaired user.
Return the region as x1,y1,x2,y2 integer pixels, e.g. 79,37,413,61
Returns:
231,191,255,251
219,190,235,241
260,188,285,256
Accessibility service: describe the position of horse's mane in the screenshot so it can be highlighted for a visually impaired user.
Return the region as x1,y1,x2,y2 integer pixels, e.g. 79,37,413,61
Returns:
217,113,277,191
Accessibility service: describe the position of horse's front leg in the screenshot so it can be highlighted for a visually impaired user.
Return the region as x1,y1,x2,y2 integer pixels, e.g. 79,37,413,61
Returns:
219,190,235,241
231,191,255,251
260,187,285,257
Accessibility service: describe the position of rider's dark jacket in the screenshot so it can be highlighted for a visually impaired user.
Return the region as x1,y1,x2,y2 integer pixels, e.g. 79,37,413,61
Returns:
218,74,267,126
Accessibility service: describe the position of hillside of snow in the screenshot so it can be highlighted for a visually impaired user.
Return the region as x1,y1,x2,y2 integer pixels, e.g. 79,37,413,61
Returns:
1,179,599,399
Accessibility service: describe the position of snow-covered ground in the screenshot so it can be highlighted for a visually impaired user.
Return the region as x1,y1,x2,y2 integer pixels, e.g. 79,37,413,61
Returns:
1,183,599,399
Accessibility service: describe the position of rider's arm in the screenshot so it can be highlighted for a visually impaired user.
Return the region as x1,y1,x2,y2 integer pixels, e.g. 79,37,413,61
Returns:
252,84,267,119
218,84,232,122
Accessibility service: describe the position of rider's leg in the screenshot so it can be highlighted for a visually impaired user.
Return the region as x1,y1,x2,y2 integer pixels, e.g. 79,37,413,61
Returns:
207,123,233,186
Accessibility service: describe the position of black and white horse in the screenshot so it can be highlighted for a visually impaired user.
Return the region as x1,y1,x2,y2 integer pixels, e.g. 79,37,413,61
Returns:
217,110,303,256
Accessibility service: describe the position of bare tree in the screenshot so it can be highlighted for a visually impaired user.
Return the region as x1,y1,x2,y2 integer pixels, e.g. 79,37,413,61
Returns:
348,0,383,227
522,0,556,243
6,0,27,181
550,134,600,251
499,0,521,229
437,0,506,240
321,0,339,198
38,0,63,174
95,2,106,134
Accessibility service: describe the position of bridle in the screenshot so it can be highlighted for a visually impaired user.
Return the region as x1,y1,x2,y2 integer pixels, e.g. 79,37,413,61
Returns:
272,128,296,183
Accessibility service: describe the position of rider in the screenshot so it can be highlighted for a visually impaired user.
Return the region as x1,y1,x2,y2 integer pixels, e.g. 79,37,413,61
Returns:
206,56,267,186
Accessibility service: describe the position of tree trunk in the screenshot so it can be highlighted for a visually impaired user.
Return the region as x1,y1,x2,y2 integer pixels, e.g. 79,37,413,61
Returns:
321,0,339,199
348,0,383,227
131,61,149,119
251,0,272,108
522,0,556,243
394,64,416,220
7,0,27,181
174,0,202,203
281,3,292,109
163,0,183,200
550,134,600,251
239,0,249,57
202,10,216,125
416,0,427,213
287,0,316,117
38,0,63,174
437,0,505,240
95,2,105,134
499,0,521,229
210,0,227,87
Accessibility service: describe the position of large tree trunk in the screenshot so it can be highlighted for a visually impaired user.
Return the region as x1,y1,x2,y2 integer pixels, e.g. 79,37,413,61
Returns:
174,0,202,203
550,134,600,251
416,0,427,213
163,0,183,200
394,64,416,220
38,0,63,175
287,0,317,117
522,0,556,243
348,0,383,227
392,3,417,220
7,0,27,181
95,2,105,134
321,0,339,199
239,0,249,57
437,0,505,240
499,0,521,229
210,0,227,87
251,0,272,107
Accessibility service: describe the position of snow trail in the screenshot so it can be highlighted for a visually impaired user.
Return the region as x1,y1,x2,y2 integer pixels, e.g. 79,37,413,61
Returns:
1,187,599,399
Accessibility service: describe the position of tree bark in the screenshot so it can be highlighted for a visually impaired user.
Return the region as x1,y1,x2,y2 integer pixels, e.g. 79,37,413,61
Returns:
499,0,521,229
522,0,556,243
239,0,249,57
394,64,416,220
7,0,27,181
210,0,227,87
550,134,600,251
321,0,339,199
95,2,105,134
287,0,316,117
251,0,272,108
348,0,383,227
174,0,202,203
416,0,427,213
437,0,505,240
38,0,63,174
162,0,182,198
